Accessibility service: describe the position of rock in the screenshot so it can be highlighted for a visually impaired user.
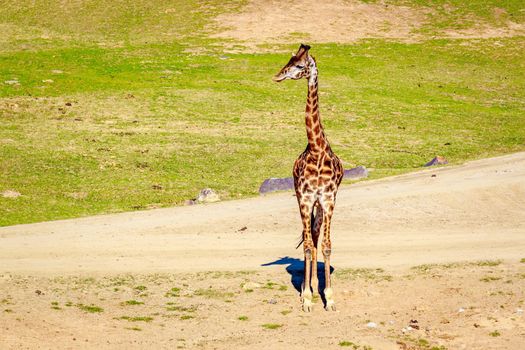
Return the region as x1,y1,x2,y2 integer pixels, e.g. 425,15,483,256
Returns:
366,322,378,328
259,177,294,194
409,319,420,330
424,156,448,167
238,226,248,232
184,199,196,206
196,188,220,203
242,282,261,290
343,165,368,179
458,307,465,313
259,166,368,194
267,298,277,304
516,308,523,314
1,190,21,198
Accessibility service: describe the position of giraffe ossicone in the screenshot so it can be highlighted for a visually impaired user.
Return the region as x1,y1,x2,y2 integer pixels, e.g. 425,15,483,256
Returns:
273,44,344,312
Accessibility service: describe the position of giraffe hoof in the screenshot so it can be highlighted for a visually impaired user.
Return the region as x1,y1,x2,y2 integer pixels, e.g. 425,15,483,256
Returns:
325,300,336,311
302,299,313,312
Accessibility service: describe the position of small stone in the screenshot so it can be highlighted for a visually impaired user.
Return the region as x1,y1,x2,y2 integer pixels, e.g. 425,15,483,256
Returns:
42,79,54,83
238,226,248,232
1,190,21,198
184,199,196,206
267,298,277,304
516,308,523,314
366,322,377,328
242,282,261,290
424,156,448,167
458,307,465,313
196,188,220,203
4,80,19,85
65,102,72,106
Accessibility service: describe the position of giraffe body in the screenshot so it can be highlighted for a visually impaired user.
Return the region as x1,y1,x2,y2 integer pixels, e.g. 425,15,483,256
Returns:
273,44,344,312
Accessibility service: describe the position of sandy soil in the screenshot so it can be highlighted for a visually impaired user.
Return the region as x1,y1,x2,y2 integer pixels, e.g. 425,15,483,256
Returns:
212,0,525,48
1,152,524,349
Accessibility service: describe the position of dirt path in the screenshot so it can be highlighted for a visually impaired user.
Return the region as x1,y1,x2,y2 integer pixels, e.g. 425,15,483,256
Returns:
1,152,524,275
1,153,524,349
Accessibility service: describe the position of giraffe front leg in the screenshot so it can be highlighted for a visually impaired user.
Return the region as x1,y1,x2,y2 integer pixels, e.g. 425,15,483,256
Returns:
299,202,315,312
301,241,314,312
321,204,336,311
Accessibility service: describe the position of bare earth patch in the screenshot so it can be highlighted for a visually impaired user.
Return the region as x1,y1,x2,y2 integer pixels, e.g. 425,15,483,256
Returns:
212,0,427,46
1,262,524,349
212,0,525,49
442,21,525,39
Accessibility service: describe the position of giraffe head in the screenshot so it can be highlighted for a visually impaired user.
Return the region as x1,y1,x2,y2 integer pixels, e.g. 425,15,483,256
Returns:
272,44,311,82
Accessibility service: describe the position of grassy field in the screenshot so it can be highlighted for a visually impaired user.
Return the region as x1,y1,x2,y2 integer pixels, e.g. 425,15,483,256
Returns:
1,0,524,226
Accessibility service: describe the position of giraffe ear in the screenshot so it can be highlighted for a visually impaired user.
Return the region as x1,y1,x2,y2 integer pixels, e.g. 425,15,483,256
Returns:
296,43,311,58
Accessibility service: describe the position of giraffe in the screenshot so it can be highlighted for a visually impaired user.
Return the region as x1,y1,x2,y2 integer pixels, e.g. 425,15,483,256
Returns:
273,44,344,312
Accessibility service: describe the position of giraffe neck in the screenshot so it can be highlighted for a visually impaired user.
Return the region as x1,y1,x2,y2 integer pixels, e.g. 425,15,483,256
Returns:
305,56,327,152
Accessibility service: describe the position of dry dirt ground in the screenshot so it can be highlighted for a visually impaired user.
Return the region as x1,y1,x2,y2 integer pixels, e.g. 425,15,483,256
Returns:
1,152,525,349
212,0,525,48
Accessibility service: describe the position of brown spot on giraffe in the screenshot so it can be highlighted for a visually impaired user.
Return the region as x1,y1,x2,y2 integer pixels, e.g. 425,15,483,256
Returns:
273,44,344,312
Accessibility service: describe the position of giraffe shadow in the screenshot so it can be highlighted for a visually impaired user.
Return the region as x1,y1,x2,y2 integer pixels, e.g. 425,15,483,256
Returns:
261,256,335,301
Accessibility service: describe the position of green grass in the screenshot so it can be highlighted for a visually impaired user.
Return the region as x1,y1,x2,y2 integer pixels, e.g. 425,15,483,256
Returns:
261,323,282,330
489,330,501,337
123,300,144,305
411,260,503,273
119,315,154,322
238,315,248,321
194,288,235,300
1,1,524,226
165,287,181,298
166,305,196,312
480,276,502,282
76,303,103,313
335,268,393,281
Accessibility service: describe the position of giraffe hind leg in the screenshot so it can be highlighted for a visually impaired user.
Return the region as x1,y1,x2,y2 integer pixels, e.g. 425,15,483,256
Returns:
310,203,322,296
